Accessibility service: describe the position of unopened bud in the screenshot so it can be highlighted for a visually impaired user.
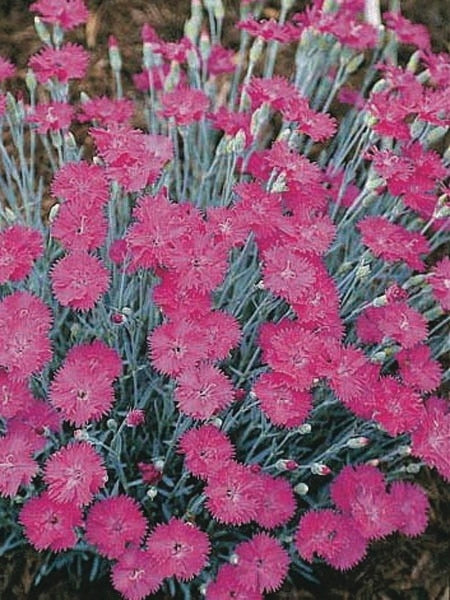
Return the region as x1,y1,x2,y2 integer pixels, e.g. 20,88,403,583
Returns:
346,436,370,449
210,417,223,428
106,418,118,431
371,351,387,363
397,445,412,456
74,429,89,441
34,16,51,45
366,458,379,467
108,36,122,72
25,69,37,95
229,553,239,565
403,274,426,289
249,37,264,64
294,482,309,495
271,171,288,193
48,203,60,223
153,459,165,471
146,486,158,499
276,459,298,471
372,294,388,307
345,53,364,75
406,50,421,73
406,463,421,474
356,262,371,279
310,463,331,476
298,423,311,434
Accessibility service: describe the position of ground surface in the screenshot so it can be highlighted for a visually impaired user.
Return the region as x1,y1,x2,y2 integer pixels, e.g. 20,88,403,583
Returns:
0,1,449,599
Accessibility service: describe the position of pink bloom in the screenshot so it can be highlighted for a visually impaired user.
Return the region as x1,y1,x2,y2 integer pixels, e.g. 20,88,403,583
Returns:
358,217,430,272
30,0,89,30
174,364,235,420
27,102,74,134
208,108,252,146
252,371,312,428
397,344,442,392
369,376,424,436
85,495,147,559
295,509,367,570
148,318,208,377
44,441,107,506
389,481,429,537
383,11,431,50
178,424,235,480
207,45,235,76
429,257,450,311
205,462,263,525
422,51,450,88
151,272,211,320
20,491,82,551
160,86,209,126
78,96,134,126
0,225,43,283
262,246,318,304
410,396,450,481
0,94,6,117
49,341,120,426
111,547,164,600
51,252,109,311
206,564,262,600
8,397,62,452
234,533,290,593
254,473,296,529
0,56,15,81
0,371,33,419
376,301,428,349
51,161,109,208
0,432,38,497
330,464,386,513
125,409,145,427
138,462,163,485
147,518,210,581
195,310,242,362
0,291,52,379
29,43,89,84
51,199,107,252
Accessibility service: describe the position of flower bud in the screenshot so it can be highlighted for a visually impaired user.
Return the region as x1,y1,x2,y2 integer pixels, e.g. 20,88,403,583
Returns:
108,36,122,72
106,418,118,431
249,37,264,64
310,463,331,476
346,436,370,449
146,486,158,499
34,16,51,45
298,423,311,434
294,482,309,495
276,459,298,471
406,463,421,474
48,203,60,223
74,429,89,441
230,553,239,565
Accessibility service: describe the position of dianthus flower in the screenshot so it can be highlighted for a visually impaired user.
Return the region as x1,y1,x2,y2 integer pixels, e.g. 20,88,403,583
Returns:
20,491,82,551
376,300,428,349
233,182,284,243
50,341,120,426
429,256,450,311
51,161,109,208
27,101,74,134
237,17,299,43
234,533,290,594
125,409,145,427
383,11,431,50
366,89,412,140
155,37,193,63
0,291,52,379
78,96,134,126
30,0,88,30
206,564,262,600
205,461,263,525
281,96,337,142
321,14,378,50
358,217,430,272
252,371,313,428
389,481,429,537
422,50,450,88
85,495,147,559
195,310,242,362
410,396,450,481
0,431,38,497
205,205,250,249
44,441,107,506
0,225,43,283
262,246,319,304
174,364,234,420
207,44,236,76
51,251,109,311
280,212,336,256
148,318,209,377
397,344,442,392
246,76,299,112
295,509,368,570
111,547,164,600
147,518,210,581
138,461,163,485
178,424,235,480
0,56,15,81
208,107,252,144
330,464,398,539
133,64,179,93
254,473,296,529
29,43,89,84
151,272,211,320
0,371,33,419
7,396,62,452
160,86,209,126
51,199,107,252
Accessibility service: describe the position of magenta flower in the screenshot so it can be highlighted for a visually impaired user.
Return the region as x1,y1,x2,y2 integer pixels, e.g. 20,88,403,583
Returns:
397,344,442,392
85,495,147,559
429,256,450,311
411,396,450,481
0,371,33,419
178,424,235,480
27,102,74,134
78,96,134,126
110,547,164,600
0,225,43,284
0,432,38,497
51,161,109,208
254,473,296,529
29,43,89,84
30,0,89,30
44,441,107,506
0,56,15,81
389,481,429,537
160,86,209,126
51,198,108,252
206,564,262,600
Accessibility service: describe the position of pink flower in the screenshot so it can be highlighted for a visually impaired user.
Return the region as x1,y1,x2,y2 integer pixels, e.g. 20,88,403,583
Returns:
51,252,109,311
0,371,33,419
389,482,429,537
234,533,290,593
0,225,43,283
0,56,15,81
125,409,145,427
20,491,82,551
295,509,368,570
78,96,134,126
410,396,450,481
397,344,442,392
138,462,163,485
205,461,263,525
8,397,62,452
44,441,107,506
262,246,318,304
376,301,428,349
254,473,296,529
206,564,262,600
0,432,38,497
207,45,235,76
358,217,430,272
85,495,147,559
151,272,211,320
147,518,210,581
30,0,89,30
27,102,74,133
429,257,450,311
49,341,121,426
195,310,242,362
111,547,164,600
0,291,52,380
160,86,209,126
29,43,89,84
208,108,252,146
51,199,108,252
252,372,313,428
174,364,235,420
51,161,109,208
178,424,235,480
383,11,431,50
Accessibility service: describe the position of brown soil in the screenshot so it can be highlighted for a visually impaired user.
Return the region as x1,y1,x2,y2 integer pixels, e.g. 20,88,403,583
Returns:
1,1,449,599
